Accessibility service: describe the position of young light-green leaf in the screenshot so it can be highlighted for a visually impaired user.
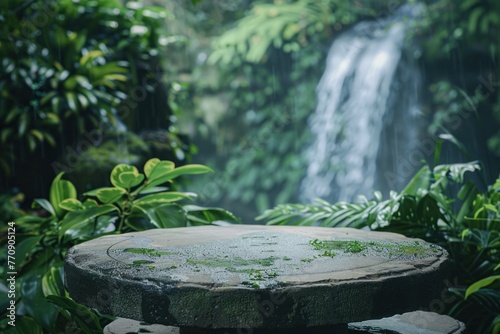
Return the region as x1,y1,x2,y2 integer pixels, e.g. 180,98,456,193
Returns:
59,198,84,211
42,267,65,297
144,164,212,190
465,275,500,299
134,192,193,204
118,172,145,188
49,172,77,218
96,187,126,204
110,164,140,188
144,158,175,180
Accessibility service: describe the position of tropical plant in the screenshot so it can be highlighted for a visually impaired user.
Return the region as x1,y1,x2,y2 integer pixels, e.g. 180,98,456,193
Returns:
258,146,500,332
209,0,375,64
449,176,500,333
0,0,190,196
0,158,239,333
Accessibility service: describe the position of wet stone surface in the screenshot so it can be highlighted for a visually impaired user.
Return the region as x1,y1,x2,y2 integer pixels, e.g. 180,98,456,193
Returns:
65,225,450,330
349,310,466,333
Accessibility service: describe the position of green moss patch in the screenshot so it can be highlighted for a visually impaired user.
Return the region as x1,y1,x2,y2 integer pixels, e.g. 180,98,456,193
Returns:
186,256,276,268
309,239,436,258
132,260,155,266
186,256,279,287
123,248,176,257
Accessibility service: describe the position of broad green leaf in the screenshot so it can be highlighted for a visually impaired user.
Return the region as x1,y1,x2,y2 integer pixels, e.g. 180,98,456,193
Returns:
134,192,193,204
110,164,140,188
465,275,500,299
83,187,106,197
144,158,174,179
134,203,187,228
59,205,118,241
184,205,240,225
434,161,480,185
144,164,212,190
9,317,43,334
401,166,431,196
125,207,156,231
47,295,103,333
495,263,500,271
33,198,56,216
416,194,444,228
42,267,65,297
83,199,99,208
59,198,84,211
49,173,77,218
137,186,169,195
118,172,144,188
96,187,126,204
21,271,59,331
16,235,43,268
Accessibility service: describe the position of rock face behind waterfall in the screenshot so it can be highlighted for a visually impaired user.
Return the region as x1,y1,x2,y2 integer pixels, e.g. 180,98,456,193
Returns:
301,4,426,203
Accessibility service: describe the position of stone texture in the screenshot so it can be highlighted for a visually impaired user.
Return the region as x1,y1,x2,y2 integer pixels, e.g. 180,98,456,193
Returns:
348,310,466,333
103,318,348,334
65,225,450,329
104,317,179,334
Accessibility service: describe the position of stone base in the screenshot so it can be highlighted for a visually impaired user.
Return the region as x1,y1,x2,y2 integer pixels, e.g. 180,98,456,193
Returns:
105,312,466,334
180,324,347,334
103,318,179,334
348,311,466,334
103,318,348,334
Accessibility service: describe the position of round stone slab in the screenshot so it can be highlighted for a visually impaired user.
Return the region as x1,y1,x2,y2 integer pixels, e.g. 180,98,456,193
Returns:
64,225,449,329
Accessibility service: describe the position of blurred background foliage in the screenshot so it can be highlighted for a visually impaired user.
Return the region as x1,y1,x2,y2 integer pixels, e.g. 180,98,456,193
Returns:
168,0,500,222
0,0,194,204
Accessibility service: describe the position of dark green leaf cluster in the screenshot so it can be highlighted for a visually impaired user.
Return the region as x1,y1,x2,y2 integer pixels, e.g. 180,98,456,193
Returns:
259,157,500,333
415,0,500,156
0,158,239,333
0,0,172,175
209,0,374,64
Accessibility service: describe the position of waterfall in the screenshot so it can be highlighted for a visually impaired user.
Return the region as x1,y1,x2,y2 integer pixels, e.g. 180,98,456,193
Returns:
300,5,424,203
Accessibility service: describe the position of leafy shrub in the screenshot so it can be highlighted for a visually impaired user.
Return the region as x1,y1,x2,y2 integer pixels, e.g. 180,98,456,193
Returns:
0,0,190,195
258,153,500,333
0,158,238,333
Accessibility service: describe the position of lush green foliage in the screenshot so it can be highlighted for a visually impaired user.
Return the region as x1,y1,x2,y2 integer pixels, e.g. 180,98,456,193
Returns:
417,0,500,154
0,0,190,194
209,0,373,64
0,159,238,333
258,153,500,333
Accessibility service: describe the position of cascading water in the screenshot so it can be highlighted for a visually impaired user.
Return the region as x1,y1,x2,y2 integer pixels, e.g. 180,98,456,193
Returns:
301,4,425,203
